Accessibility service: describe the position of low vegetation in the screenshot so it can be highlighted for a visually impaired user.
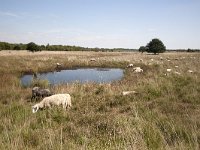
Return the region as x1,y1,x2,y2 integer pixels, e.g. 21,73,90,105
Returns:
0,50,199,149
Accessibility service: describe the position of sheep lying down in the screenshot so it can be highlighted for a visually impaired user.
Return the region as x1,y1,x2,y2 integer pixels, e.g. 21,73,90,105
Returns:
32,94,71,113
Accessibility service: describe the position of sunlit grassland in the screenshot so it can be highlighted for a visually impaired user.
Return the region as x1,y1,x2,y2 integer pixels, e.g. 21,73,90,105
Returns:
0,50,199,149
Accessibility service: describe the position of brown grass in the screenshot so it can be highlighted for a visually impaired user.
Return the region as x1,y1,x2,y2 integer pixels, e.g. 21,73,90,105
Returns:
0,50,200,149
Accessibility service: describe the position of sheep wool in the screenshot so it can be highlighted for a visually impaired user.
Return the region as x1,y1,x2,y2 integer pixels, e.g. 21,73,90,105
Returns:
32,94,71,113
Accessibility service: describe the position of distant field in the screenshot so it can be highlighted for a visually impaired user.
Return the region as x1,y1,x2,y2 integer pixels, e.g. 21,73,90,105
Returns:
0,50,199,149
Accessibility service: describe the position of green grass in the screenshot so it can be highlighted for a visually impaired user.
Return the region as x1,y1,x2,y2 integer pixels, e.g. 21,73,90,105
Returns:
0,51,199,149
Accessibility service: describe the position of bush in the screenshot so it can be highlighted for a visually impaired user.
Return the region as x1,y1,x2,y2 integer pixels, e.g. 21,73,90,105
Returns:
139,46,147,53
31,79,49,88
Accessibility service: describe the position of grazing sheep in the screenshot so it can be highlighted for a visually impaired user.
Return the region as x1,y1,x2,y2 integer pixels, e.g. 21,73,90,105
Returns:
174,71,181,75
188,70,193,73
167,69,172,72
175,66,179,68
56,63,62,70
160,57,163,60
133,67,143,73
122,91,137,96
90,58,96,62
32,94,71,113
127,63,133,68
31,87,52,100
56,63,61,67
31,87,40,100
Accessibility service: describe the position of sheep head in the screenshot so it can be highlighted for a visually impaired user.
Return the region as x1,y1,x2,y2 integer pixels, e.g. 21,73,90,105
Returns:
32,104,40,113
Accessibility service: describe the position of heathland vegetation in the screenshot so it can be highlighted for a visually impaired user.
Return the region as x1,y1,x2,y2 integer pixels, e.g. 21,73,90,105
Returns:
0,50,199,149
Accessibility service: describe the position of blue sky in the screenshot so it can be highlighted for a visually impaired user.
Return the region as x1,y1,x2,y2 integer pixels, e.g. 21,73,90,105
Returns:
0,0,200,49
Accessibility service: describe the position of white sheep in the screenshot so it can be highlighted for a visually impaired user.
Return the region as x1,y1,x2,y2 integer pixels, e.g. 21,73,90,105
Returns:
174,71,181,75
32,94,71,113
167,69,172,72
133,67,143,73
122,91,137,96
90,58,96,62
56,63,61,67
127,63,133,68
188,70,193,73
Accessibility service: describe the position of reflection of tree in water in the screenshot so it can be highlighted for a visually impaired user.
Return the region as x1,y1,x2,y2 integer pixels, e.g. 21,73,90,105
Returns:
33,72,37,79
96,68,109,71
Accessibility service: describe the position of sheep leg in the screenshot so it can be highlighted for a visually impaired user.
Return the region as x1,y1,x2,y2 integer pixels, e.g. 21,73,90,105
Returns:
62,103,67,110
66,103,71,110
46,103,51,109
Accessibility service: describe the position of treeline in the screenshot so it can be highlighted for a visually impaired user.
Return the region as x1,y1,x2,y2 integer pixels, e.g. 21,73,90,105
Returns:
0,42,27,50
0,41,136,52
166,49,200,52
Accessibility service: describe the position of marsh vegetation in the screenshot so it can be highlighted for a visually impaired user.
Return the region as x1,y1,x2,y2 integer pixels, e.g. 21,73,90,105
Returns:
0,50,199,149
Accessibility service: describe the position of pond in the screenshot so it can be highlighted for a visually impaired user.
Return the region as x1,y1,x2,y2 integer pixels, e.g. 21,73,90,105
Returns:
21,68,124,86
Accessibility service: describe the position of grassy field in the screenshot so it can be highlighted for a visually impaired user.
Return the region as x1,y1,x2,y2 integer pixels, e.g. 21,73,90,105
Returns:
0,50,199,150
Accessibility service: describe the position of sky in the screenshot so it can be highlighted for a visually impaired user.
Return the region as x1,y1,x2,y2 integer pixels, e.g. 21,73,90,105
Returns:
0,0,200,49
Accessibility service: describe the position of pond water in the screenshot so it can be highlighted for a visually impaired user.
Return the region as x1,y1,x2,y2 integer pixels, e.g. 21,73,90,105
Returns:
21,68,124,86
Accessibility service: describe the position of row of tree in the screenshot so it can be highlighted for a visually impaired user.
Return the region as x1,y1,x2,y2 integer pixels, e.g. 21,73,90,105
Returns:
1,39,199,53
0,42,136,52
0,42,87,52
0,42,27,50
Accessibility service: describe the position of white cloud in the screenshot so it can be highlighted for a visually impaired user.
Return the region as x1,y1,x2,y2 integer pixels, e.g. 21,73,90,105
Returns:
0,11,60,20
0,11,20,18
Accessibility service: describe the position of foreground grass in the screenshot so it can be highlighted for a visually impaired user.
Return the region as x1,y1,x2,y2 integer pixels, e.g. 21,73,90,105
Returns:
0,51,199,149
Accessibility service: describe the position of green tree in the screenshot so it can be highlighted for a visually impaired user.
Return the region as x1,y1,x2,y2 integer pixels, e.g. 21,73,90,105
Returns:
13,45,21,50
146,38,166,54
40,45,46,50
139,46,147,53
27,42,40,52
0,42,11,50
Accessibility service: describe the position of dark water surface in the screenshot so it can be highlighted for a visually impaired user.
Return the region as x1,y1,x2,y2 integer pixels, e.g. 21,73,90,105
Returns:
21,68,124,86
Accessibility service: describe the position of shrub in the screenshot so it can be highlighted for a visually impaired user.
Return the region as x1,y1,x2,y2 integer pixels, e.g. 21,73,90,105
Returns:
31,79,49,88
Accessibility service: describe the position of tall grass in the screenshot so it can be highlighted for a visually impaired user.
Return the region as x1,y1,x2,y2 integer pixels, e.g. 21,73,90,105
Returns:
0,51,199,149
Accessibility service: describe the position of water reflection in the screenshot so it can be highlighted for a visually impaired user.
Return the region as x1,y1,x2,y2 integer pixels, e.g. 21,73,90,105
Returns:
21,68,124,86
